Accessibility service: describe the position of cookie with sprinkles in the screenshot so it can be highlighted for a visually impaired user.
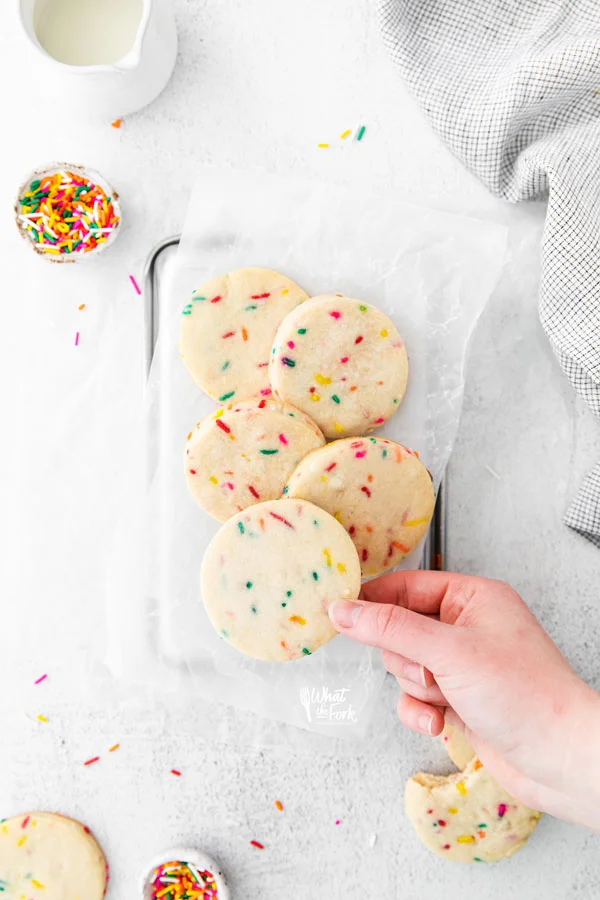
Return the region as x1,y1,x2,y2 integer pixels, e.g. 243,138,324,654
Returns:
285,437,434,577
0,811,108,899
184,398,325,522
269,294,408,438
179,267,309,401
405,757,541,863
200,498,361,661
441,723,476,769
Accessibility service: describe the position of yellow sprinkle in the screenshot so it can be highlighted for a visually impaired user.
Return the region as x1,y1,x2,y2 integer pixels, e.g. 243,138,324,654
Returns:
37,715,48,723
31,880,45,889
457,835,475,843
311,393,321,402
340,129,352,139
314,374,332,385
213,409,224,418
209,476,219,485
333,511,343,522
336,562,347,573
448,807,458,814
1,825,7,834
333,423,344,432
289,615,306,625
456,781,467,795
323,548,332,566
281,288,289,295
318,143,329,148
187,431,193,440
321,475,328,482
229,434,236,441
380,329,388,338
18,836,27,847
405,517,430,527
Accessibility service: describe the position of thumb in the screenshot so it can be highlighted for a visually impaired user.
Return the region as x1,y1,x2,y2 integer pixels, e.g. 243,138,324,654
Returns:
328,598,460,672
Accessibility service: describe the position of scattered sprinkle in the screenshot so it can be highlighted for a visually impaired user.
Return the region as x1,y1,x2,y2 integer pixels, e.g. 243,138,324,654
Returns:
74,331,80,346
78,303,86,310
129,274,141,295
111,118,122,128
171,769,182,777
497,803,507,818
318,143,329,149
250,840,264,849
356,125,366,141
34,674,47,685
335,819,341,825
84,756,100,766
340,129,352,139
36,714,48,723
457,835,475,843
108,743,120,752
274,800,284,811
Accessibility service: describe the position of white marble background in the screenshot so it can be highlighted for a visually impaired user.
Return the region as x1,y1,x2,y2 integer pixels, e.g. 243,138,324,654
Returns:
1,1,599,898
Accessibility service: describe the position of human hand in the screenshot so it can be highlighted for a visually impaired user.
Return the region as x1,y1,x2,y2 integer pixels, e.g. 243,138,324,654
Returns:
329,571,600,831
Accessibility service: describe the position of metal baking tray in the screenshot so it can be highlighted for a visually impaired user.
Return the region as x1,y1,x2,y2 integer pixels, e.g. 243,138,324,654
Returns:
142,235,447,572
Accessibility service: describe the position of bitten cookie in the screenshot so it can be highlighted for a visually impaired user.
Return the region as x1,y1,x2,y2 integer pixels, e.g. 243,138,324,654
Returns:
285,437,435,577
0,812,108,899
405,758,541,863
180,267,308,401
200,499,361,661
441,723,476,769
269,294,408,438
184,398,325,521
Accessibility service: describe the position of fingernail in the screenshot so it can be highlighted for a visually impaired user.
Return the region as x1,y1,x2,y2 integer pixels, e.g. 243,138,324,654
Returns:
404,662,427,688
418,713,433,735
329,600,364,629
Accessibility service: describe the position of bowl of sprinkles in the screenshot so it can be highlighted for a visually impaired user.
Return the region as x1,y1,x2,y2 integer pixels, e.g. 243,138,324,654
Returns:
15,163,121,261
141,848,229,900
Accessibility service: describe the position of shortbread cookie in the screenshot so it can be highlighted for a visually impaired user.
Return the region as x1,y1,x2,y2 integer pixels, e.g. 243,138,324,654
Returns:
441,723,476,769
285,437,434,576
180,267,308,401
200,499,361,661
184,398,325,521
405,758,541,863
0,811,108,899
269,294,408,438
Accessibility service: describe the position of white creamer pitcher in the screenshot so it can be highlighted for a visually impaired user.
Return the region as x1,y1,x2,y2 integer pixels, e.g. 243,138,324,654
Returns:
19,0,178,119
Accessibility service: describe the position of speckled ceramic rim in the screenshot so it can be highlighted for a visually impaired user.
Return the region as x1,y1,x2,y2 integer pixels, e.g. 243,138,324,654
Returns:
140,847,230,899
14,162,122,263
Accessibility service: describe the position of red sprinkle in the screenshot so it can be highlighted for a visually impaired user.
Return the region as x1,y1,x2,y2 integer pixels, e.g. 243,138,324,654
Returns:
355,450,367,458
438,820,447,827
222,330,236,338
497,803,507,818
257,361,269,368
340,356,349,363
260,388,272,395
258,399,267,409
361,549,368,561
84,757,100,766
269,511,294,528
171,769,182,776
442,844,451,850
21,816,30,829
349,525,356,535
361,486,372,498
211,295,222,303
325,462,337,472
129,274,141,295
251,293,270,299
216,419,231,434
189,469,197,475
250,840,264,849
355,335,364,344
287,341,295,349
279,433,288,445
329,311,341,319
248,485,260,499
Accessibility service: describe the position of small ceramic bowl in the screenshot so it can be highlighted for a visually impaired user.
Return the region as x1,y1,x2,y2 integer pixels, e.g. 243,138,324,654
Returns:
140,847,230,900
14,162,122,263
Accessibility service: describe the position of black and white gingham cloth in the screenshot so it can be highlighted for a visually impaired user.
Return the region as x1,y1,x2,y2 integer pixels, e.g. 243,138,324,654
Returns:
379,0,600,548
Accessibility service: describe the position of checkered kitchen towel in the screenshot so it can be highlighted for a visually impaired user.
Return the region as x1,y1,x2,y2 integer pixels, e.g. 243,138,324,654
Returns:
379,0,600,548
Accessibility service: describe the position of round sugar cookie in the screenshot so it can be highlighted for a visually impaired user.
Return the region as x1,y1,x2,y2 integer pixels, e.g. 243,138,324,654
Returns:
285,437,435,577
179,267,308,402
184,398,325,521
200,498,361,661
405,758,541,863
0,812,108,899
441,723,476,769
269,294,408,438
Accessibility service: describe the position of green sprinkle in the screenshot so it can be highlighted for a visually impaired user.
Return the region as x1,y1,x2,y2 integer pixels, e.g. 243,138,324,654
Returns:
245,304,258,310
106,197,111,204
193,295,206,302
302,648,312,655
356,125,366,141
182,310,192,315
297,328,307,335
221,628,229,637
246,581,253,589
42,231,56,242
382,449,388,458
260,449,279,455
30,179,41,190
286,590,292,597
282,485,289,494
369,437,377,442
221,360,231,371
219,391,235,401
473,857,484,862
313,519,319,526
393,398,398,404
238,522,245,535
281,602,287,607
331,395,341,404
359,304,367,311
251,605,257,614
281,357,296,367
476,823,487,828
312,571,319,581
288,412,296,417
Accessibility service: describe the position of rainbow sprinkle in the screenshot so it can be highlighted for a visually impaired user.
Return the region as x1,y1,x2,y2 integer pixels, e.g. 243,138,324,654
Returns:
148,861,220,899
16,169,119,258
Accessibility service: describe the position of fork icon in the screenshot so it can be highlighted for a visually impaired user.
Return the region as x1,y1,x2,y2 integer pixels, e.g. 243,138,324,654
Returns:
299,687,311,722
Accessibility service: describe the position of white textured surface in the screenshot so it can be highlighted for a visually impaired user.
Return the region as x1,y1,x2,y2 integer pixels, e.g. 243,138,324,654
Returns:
1,2,600,898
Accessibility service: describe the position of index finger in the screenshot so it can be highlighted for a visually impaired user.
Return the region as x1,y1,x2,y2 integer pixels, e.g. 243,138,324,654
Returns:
360,569,481,621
